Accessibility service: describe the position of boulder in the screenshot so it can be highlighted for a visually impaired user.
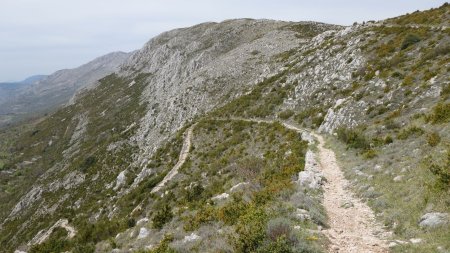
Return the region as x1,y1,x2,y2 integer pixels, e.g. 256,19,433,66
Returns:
419,212,449,228
137,227,149,239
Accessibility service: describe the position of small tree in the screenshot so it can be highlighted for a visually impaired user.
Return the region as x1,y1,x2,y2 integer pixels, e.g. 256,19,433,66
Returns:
152,204,173,229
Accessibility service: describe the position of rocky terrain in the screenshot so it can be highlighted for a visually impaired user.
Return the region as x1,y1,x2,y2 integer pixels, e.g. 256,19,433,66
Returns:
0,3,449,253
0,52,130,128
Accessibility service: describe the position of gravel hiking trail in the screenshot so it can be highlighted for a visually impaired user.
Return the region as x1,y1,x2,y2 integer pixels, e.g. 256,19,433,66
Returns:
156,117,390,252
227,118,390,252
312,133,389,253
151,124,195,193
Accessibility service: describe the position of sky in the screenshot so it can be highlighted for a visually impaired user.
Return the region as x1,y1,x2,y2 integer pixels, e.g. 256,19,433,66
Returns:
0,0,446,82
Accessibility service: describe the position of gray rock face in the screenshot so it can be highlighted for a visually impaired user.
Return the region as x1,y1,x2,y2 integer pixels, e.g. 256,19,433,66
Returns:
122,19,334,168
419,212,449,228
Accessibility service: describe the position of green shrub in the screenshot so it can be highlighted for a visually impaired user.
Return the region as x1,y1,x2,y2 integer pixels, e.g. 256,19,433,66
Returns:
441,83,450,100
397,126,425,140
336,127,370,150
384,135,393,144
266,218,293,242
401,75,414,86
311,114,325,128
427,151,450,190
257,236,293,253
183,184,205,203
72,243,95,253
127,218,136,228
148,234,176,253
234,207,268,252
426,132,441,147
401,34,421,50
278,110,295,120
80,156,97,173
363,149,377,159
152,204,173,229
429,103,450,124
76,218,124,244
218,197,249,225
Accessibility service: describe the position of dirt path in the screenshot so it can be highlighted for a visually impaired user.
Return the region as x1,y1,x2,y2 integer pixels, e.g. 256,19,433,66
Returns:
234,118,390,252
311,133,389,253
154,117,389,252
151,124,195,193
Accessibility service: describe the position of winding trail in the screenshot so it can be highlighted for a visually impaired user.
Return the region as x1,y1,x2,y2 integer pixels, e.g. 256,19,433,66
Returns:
151,124,195,193
225,118,390,252
148,117,389,252
311,133,389,253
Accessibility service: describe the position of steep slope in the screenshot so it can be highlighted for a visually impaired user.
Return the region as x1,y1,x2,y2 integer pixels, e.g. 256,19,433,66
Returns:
0,19,337,252
0,52,130,128
0,4,449,253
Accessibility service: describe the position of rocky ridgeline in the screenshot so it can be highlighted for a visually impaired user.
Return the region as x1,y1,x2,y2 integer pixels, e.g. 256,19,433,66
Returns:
120,19,337,168
2,4,449,251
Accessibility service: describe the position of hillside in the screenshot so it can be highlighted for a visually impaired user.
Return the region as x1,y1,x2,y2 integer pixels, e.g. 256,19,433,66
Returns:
0,52,130,128
0,4,449,253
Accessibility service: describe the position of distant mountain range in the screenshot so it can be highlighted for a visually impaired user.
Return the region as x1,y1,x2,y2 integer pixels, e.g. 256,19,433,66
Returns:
0,52,131,127
0,75,47,103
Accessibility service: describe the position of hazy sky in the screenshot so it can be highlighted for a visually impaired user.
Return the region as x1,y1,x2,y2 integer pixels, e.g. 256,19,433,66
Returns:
0,0,446,81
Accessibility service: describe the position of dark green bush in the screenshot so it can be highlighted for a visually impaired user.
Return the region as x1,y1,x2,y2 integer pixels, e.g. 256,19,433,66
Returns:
401,34,421,50
72,243,95,253
76,218,124,244
336,127,370,150
429,103,450,124
183,184,205,203
127,218,136,228
397,126,424,140
80,156,97,173
426,132,441,147
152,204,173,229
427,151,450,190
278,110,295,120
384,135,393,144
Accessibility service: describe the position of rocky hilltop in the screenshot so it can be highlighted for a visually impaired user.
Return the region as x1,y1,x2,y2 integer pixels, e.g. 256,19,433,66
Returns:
0,4,449,253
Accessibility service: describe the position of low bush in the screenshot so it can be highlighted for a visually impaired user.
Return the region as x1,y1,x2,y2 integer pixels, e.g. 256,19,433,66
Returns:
428,102,450,124
217,197,249,225
336,127,370,150
384,135,393,144
152,204,173,229
278,110,295,120
400,34,421,50
397,126,424,140
426,132,441,147
234,206,268,252
266,218,294,242
362,149,377,159
426,151,450,191
80,156,97,173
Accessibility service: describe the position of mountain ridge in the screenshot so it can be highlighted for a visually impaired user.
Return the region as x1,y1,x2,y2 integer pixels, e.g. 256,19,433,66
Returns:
0,51,131,128
0,4,449,253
